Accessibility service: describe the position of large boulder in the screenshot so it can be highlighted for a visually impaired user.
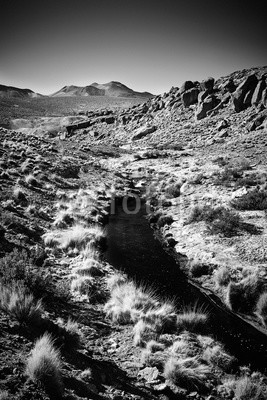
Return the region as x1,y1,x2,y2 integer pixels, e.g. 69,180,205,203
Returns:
132,125,156,140
252,77,267,106
196,95,220,120
179,80,195,95
232,74,258,112
200,77,215,92
222,78,236,93
181,87,199,107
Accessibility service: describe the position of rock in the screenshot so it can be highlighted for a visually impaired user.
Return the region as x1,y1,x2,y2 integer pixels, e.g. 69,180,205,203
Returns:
222,78,236,93
138,367,160,382
217,119,229,131
198,90,210,103
252,78,267,106
232,74,258,112
196,95,220,120
200,77,215,92
182,87,199,107
179,81,195,95
132,125,156,140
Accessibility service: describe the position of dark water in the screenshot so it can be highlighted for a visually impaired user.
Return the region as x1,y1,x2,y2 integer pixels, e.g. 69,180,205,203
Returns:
104,197,267,372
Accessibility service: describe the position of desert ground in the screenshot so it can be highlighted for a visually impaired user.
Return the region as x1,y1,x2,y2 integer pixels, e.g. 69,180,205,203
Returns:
1,65,267,400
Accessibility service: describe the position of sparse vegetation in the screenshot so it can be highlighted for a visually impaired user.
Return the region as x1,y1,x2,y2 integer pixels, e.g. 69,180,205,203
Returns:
231,188,267,210
186,205,243,236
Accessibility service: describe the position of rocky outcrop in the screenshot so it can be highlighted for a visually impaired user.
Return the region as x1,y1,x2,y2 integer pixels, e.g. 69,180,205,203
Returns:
196,94,220,120
181,87,199,107
232,74,258,112
252,76,267,106
132,125,156,140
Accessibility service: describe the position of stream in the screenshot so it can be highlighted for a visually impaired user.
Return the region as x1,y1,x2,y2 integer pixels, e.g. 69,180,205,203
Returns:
104,195,267,372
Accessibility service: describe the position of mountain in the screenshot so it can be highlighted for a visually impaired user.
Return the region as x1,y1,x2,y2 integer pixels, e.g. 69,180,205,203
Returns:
51,85,105,97
51,81,154,98
0,84,43,98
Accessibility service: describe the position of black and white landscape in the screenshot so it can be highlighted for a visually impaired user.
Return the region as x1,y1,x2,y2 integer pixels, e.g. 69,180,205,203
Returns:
0,1,267,399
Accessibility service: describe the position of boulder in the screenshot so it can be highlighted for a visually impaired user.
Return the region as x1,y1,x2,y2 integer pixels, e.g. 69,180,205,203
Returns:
132,125,156,140
196,95,220,120
232,74,258,112
200,77,215,92
222,78,236,93
179,80,195,95
182,87,199,107
252,78,267,106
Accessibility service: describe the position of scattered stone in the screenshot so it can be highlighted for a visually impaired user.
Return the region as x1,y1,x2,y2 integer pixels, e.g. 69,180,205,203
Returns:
138,367,160,382
132,125,157,140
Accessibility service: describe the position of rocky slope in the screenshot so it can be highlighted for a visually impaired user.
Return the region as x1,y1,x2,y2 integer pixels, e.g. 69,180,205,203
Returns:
1,65,267,400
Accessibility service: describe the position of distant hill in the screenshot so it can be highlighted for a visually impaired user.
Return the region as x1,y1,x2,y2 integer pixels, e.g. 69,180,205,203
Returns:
51,81,154,98
0,84,43,98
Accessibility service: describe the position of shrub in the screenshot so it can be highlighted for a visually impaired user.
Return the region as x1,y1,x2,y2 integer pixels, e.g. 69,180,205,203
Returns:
226,274,265,313
0,282,42,325
256,292,267,326
165,182,181,198
164,356,211,391
231,189,267,210
157,215,173,228
26,333,63,398
234,376,267,400
214,266,231,287
189,260,212,278
186,205,242,236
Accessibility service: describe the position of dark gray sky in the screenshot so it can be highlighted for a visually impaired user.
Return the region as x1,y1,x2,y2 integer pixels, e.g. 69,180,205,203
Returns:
0,0,266,95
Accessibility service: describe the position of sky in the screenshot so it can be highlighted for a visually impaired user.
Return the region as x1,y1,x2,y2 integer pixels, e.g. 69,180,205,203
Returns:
0,0,266,95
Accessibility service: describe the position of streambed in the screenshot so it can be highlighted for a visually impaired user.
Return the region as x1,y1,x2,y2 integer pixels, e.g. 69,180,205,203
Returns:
104,195,267,372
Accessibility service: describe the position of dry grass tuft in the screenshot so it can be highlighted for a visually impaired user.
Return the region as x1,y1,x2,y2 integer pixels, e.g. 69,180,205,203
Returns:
26,333,63,398
164,356,212,391
0,282,43,325
176,304,209,333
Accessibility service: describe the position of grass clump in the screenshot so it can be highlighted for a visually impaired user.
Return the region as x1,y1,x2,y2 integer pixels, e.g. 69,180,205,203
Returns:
234,376,267,400
0,282,42,325
202,344,237,372
104,280,159,324
214,266,231,287
176,304,209,333
231,188,267,210
164,356,212,391
26,333,63,398
256,292,267,326
226,273,265,313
